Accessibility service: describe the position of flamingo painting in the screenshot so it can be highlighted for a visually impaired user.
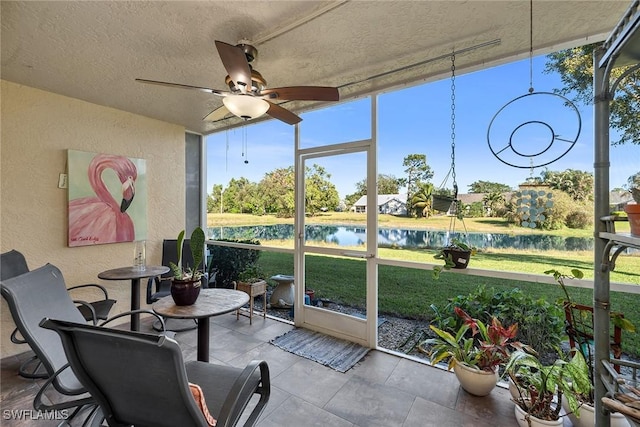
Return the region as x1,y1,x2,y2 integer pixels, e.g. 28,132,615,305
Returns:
68,152,140,247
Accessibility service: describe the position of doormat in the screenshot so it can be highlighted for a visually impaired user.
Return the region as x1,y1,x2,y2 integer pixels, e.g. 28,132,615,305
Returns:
270,328,370,373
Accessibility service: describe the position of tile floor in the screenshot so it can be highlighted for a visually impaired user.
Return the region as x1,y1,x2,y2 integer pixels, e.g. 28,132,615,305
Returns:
1,311,526,426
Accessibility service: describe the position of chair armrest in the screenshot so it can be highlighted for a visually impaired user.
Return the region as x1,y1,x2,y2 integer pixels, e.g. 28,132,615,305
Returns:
32,361,95,412
10,327,27,344
216,360,270,427
68,283,110,300
73,299,98,324
99,309,166,333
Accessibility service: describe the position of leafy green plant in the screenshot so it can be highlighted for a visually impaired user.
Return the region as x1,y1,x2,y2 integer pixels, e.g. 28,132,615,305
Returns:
627,171,640,203
170,227,205,281
430,285,564,355
432,239,476,279
545,268,635,403
506,345,591,422
419,307,518,372
237,264,265,283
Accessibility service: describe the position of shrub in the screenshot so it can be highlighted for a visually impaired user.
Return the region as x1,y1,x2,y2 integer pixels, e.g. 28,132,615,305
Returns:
540,189,576,230
208,239,261,288
565,210,593,229
430,285,564,354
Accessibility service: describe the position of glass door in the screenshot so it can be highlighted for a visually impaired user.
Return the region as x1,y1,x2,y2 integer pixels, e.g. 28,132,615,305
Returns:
294,140,377,347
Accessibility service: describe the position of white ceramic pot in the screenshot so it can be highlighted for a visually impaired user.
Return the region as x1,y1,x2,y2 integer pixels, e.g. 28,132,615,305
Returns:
453,361,498,396
514,403,563,427
562,397,630,427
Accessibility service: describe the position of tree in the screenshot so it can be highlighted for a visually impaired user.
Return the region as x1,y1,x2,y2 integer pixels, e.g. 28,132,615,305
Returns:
259,167,295,217
224,177,260,213
540,169,594,202
305,164,339,216
545,44,640,146
402,154,434,202
410,182,434,217
468,180,511,194
482,192,505,217
208,184,223,213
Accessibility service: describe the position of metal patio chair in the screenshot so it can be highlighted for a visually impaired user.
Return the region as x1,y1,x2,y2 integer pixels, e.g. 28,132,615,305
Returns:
42,317,271,427
1,263,166,426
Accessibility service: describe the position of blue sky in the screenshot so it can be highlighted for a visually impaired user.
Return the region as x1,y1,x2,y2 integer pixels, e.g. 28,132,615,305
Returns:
206,54,638,199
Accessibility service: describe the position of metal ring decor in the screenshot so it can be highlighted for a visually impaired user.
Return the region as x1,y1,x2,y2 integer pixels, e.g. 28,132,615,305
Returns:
487,92,581,169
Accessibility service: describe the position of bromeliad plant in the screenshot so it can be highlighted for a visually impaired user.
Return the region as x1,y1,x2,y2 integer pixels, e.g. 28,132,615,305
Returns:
419,307,518,372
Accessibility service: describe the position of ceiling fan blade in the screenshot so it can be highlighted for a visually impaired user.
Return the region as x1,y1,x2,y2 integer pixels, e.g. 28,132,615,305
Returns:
260,86,339,101
215,40,252,92
266,101,302,125
203,105,231,121
135,78,225,95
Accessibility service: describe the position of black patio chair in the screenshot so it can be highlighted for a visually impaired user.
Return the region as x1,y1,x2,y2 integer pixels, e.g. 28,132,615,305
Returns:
1,263,166,426
41,317,271,427
1,249,116,378
0,249,116,322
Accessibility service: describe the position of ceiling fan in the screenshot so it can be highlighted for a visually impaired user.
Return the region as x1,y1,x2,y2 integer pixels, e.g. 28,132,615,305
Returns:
136,40,340,125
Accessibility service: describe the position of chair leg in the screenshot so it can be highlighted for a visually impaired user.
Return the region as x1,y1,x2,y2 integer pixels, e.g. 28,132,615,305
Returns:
262,293,267,320
18,355,48,379
249,296,254,325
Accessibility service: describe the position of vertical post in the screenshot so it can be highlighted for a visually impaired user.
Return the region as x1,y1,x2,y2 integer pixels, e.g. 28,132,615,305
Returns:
593,46,611,427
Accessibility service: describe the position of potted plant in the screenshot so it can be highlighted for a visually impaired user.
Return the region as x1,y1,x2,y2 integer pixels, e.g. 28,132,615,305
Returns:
432,239,476,278
233,264,267,323
624,171,640,236
235,265,267,288
505,345,591,427
169,227,205,306
418,307,518,396
545,268,635,427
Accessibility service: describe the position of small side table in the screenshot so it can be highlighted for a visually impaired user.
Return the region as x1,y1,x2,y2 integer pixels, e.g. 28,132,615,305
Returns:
235,280,267,324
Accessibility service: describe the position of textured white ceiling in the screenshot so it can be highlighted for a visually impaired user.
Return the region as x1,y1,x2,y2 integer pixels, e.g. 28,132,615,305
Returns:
1,1,631,134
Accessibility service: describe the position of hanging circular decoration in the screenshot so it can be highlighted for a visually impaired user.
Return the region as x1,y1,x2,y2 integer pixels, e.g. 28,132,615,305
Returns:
487,91,581,169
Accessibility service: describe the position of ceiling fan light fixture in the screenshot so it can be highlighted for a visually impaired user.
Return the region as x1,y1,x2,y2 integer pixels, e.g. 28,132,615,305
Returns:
223,95,269,120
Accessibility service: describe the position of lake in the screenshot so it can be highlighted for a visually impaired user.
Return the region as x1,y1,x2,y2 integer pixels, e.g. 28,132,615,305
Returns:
208,224,596,251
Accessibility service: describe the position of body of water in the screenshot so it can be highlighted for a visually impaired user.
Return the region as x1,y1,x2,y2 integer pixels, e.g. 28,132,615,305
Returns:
209,224,596,251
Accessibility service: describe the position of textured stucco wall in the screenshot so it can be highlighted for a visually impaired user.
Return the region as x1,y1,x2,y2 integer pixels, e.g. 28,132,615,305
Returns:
0,80,187,358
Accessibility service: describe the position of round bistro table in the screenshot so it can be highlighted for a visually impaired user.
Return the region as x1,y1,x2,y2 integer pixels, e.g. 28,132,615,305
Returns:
152,288,249,362
98,265,169,331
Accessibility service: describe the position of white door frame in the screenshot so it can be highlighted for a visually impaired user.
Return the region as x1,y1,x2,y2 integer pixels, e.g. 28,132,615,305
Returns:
293,97,378,347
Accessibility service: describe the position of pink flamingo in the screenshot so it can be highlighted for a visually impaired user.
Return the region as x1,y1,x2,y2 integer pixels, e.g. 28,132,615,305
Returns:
69,154,138,246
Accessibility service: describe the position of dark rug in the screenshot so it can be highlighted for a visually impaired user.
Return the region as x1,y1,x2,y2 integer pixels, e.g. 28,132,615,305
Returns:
270,328,370,373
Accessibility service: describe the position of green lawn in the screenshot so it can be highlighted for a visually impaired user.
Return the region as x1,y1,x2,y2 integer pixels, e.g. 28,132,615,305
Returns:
255,251,640,357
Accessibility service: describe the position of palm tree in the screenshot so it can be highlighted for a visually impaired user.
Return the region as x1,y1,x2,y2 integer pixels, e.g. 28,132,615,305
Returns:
410,182,435,217
482,192,505,217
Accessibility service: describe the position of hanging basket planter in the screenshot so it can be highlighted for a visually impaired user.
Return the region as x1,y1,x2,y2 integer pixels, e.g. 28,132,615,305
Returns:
432,195,455,213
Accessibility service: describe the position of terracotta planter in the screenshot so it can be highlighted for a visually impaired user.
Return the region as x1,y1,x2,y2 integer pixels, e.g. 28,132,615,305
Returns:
514,403,563,427
453,360,498,396
171,278,201,306
624,203,640,236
